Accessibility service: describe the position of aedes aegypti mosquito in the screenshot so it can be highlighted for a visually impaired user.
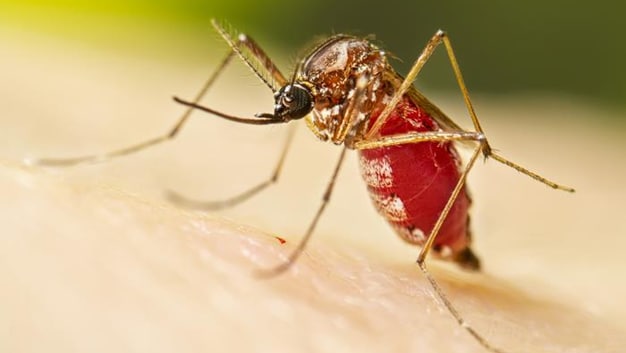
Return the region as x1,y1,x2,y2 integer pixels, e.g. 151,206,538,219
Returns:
30,20,574,353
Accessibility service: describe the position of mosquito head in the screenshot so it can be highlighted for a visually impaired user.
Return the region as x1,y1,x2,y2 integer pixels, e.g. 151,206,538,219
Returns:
268,83,314,122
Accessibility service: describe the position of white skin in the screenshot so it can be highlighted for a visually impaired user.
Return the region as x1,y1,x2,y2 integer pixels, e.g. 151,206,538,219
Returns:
1,27,625,353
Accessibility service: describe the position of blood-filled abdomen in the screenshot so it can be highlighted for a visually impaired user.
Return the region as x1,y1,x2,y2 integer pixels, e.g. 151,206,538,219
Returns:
358,96,478,269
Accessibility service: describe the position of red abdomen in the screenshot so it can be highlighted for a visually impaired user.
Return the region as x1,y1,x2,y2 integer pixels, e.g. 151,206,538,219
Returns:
358,96,472,258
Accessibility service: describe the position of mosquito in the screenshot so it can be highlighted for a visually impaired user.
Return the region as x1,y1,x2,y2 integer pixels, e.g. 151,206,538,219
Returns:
30,19,574,353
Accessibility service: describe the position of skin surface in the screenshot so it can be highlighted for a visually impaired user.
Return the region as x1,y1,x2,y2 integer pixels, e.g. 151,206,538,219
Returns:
2,28,625,353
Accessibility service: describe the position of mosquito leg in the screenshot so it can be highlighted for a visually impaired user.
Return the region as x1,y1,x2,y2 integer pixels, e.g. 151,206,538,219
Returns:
417,145,481,264
362,136,507,351
256,147,348,278
417,262,505,353
356,130,573,191
365,30,475,141
364,29,491,148
364,29,574,192
335,72,371,144
414,145,507,353
488,152,574,192
29,21,287,167
166,124,297,210
252,73,370,273
365,30,447,140
357,129,573,251
438,32,574,192
354,130,486,150
252,72,370,273
28,49,237,167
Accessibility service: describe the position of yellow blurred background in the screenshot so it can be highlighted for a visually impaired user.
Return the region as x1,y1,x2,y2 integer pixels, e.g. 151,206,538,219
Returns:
2,0,626,106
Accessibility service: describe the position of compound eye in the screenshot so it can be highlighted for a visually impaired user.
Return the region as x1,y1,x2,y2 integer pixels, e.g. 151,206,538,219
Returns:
275,83,313,120
280,92,293,106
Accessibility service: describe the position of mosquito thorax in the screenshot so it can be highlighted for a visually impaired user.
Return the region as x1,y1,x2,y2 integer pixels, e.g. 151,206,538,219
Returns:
295,35,390,145
273,83,314,122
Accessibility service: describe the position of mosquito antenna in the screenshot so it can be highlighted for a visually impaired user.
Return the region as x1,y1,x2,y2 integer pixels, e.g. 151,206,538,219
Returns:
212,19,282,92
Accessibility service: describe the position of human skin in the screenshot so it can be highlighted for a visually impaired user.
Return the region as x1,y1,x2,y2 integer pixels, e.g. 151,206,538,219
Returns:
2,29,625,353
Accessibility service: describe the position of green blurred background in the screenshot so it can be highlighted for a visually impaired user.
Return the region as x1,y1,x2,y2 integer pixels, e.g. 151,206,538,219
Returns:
1,0,625,111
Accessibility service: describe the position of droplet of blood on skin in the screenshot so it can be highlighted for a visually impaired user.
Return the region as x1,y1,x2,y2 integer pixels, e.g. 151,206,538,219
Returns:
274,236,287,244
